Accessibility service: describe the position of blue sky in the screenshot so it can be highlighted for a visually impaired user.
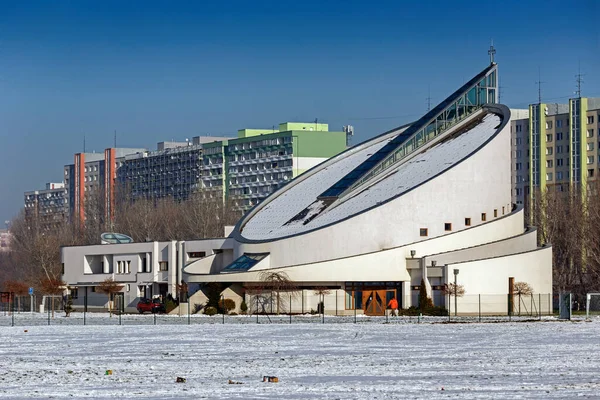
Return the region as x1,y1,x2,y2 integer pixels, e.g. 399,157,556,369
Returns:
0,0,598,223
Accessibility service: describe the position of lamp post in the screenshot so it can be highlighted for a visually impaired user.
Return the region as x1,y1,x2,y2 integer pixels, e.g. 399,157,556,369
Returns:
453,269,459,317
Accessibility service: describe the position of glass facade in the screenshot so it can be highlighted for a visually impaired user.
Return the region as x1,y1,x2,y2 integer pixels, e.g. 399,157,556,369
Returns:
319,64,498,200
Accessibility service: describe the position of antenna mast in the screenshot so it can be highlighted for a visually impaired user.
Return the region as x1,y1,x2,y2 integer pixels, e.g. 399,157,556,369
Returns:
426,85,432,111
535,67,545,104
114,130,117,148
575,62,584,98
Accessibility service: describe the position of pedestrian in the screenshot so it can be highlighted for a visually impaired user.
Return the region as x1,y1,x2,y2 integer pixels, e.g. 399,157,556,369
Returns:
387,297,399,316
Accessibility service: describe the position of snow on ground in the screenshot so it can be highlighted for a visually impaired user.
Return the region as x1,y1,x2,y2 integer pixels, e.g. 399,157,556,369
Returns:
0,315,599,399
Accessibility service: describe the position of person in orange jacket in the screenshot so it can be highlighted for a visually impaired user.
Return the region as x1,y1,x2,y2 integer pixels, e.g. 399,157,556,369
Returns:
387,297,399,316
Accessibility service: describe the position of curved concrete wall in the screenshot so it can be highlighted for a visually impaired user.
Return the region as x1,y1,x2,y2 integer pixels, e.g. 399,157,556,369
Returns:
236,121,513,267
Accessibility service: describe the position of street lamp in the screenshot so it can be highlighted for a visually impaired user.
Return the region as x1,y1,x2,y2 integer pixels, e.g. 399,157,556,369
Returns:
453,269,459,317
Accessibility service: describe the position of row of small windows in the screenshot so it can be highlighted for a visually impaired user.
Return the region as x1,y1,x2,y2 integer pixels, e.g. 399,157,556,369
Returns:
228,147,292,162
228,159,293,174
419,209,507,237
230,136,293,152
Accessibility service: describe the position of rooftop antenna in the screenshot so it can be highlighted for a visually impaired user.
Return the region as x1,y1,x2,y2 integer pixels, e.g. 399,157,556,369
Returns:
488,40,496,64
498,76,507,104
315,118,318,131
535,67,545,104
83,135,86,153
114,130,117,148
575,62,584,98
426,85,432,111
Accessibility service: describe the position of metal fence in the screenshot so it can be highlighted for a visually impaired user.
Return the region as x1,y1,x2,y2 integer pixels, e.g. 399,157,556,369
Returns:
0,292,566,327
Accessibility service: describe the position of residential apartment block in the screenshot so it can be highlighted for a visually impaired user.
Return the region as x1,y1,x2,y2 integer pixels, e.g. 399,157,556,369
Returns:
64,148,145,224
222,122,346,210
116,137,229,202
23,182,68,230
511,97,600,212
27,123,347,225
0,229,11,252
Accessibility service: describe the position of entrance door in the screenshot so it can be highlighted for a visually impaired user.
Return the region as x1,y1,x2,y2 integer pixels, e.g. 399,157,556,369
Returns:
363,290,386,316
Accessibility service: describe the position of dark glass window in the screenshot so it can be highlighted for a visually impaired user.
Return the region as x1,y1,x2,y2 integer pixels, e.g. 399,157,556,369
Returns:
222,253,269,272
419,228,428,237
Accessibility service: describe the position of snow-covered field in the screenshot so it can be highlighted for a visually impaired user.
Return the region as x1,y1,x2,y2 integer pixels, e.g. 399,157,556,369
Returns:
0,316,599,399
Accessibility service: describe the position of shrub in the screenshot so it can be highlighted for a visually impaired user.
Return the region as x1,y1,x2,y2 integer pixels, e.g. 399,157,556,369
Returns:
165,298,178,313
218,298,236,314
419,279,434,310
240,300,248,314
204,306,217,316
192,303,205,314
63,296,74,317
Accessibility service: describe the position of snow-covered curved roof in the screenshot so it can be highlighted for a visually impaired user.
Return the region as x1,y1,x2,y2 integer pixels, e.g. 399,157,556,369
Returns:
239,111,502,242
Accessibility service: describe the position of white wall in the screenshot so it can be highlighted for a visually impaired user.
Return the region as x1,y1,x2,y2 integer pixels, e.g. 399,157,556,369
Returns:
236,123,513,268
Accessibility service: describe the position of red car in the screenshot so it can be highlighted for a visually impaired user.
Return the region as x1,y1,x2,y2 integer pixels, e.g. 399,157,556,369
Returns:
136,298,166,314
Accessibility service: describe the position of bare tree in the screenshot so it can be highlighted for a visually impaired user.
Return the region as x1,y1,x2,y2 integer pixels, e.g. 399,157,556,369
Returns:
258,271,298,314
513,281,533,315
96,278,124,316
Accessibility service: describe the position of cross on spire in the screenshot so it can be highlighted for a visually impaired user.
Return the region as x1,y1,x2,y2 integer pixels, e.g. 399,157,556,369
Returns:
488,40,496,64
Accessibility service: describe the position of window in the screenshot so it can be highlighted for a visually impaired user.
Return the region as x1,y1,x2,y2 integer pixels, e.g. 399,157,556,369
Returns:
61,263,65,274
188,252,206,258
481,213,487,222
546,134,552,142
142,257,149,273
546,160,553,168
546,147,553,155
465,218,471,226
516,162,522,171
556,145,563,154
444,223,452,231
419,228,428,237
556,132,563,141
159,261,168,271
494,209,498,217
588,169,595,178
546,121,553,129
588,116,595,125
546,173,553,181
126,284,130,292
126,261,131,274
556,171,563,180
557,158,564,167
588,129,595,138
70,287,78,299
588,156,594,165
91,286,96,293
556,120,563,128
588,142,595,151
502,206,505,215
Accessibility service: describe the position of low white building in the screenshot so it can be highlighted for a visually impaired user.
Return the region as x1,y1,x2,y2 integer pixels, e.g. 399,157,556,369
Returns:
61,237,233,312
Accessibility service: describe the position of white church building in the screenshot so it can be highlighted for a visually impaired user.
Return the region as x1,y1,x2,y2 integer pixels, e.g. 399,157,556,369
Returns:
62,60,552,315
